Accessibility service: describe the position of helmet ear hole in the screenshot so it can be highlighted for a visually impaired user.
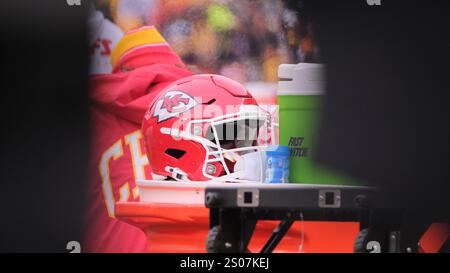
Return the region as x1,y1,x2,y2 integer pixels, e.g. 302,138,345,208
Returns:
165,148,186,159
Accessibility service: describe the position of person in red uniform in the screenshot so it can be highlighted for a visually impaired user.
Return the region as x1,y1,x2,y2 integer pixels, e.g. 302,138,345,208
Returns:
84,26,193,252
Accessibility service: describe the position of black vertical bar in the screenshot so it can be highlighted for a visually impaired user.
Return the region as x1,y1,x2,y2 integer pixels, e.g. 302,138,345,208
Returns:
240,216,257,253
219,209,242,253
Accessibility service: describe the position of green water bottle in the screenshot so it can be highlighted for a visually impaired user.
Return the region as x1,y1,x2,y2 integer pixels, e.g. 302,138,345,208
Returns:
277,63,361,185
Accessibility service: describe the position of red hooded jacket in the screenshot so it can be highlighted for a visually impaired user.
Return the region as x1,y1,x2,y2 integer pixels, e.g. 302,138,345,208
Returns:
84,27,193,252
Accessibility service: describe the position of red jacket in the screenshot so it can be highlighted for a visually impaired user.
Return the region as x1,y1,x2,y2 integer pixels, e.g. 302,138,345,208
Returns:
84,43,193,252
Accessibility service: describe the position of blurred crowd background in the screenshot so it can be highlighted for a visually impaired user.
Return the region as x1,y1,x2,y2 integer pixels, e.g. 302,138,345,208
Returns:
94,0,320,87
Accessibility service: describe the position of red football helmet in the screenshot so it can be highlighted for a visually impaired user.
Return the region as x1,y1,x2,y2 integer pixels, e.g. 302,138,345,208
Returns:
142,74,274,182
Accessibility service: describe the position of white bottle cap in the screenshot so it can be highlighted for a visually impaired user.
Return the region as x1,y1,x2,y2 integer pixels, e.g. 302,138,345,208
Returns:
277,63,325,96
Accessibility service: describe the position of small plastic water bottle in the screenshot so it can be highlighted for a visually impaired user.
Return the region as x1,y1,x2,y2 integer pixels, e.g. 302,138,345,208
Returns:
264,145,290,183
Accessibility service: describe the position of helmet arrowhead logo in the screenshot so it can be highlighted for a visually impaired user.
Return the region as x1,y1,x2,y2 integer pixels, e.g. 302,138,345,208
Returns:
153,90,198,122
